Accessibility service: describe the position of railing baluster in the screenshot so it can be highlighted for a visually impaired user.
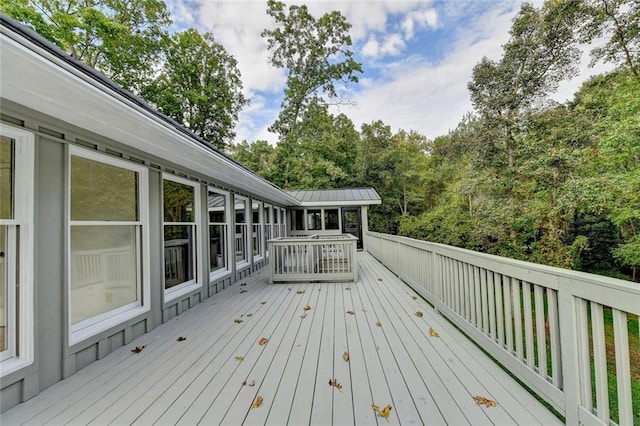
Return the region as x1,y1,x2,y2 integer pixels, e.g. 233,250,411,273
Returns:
576,299,592,412
488,271,497,341
522,281,535,369
534,284,547,379
474,266,482,329
481,268,489,334
513,280,524,362
590,302,609,422
503,275,513,355
495,273,505,347
546,289,562,388
613,308,632,425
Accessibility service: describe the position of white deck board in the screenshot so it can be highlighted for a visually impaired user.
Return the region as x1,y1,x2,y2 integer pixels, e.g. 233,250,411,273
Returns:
1,253,563,426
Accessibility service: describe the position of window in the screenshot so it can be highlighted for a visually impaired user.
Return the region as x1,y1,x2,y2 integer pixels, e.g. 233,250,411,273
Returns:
0,126,34,375
208,189,229,277
279,208,287,237
307,209,322,230
264,204,272,256
69,146,149,344
293,210,305,231
252,201,263,259
163,175,200,299
324,209,340,230
234,196,248,265
273,207,280,238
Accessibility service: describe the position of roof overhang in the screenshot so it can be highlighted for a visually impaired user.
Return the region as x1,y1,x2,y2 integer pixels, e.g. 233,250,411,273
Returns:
0,18,300,207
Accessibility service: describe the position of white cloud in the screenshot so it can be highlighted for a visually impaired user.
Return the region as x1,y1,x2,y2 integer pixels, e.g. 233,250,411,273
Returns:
362,33,406,58
402,8,439,39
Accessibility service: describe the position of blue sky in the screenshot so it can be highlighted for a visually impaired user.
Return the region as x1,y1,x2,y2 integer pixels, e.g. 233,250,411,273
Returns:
166,0,612,145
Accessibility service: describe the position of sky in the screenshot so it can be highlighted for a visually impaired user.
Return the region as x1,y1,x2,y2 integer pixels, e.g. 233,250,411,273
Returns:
165,0,613,145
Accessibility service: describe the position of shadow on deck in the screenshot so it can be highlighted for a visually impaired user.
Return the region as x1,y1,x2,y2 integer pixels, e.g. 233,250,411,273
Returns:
1,253,560,425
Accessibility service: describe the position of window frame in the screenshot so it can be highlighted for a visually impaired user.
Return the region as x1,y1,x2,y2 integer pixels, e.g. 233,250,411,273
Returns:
234,195,249,267
207,187,230,280
252,200,264,261
67,146,150,346
0,125,34,376
162,173,202,301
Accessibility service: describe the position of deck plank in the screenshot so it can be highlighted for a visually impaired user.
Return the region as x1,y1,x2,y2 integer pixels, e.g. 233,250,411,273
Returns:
1,253,563,426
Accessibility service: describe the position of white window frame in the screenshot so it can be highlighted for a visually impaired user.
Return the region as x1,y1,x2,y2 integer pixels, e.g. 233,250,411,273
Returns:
68,146,150,346
207,187,230,281
252,200,264,261
0,125,34,376
234,195,249,268
162,174,202,301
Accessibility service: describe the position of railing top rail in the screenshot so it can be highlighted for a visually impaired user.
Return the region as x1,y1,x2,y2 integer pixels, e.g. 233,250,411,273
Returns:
269,234,357,243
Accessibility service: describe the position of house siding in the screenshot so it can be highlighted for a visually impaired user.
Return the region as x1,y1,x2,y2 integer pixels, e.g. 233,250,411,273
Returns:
0,101,281,412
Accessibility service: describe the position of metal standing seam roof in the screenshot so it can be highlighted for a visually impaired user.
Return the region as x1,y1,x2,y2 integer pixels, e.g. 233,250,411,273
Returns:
286,188,382,206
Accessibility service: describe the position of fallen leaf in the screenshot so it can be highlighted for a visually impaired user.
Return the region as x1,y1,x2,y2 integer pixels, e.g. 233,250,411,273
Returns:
235,355,244,361
260,301,267,305
343,352,350,362
429,327,439,337
240,289,248,294
345,287,350,290
240,283,246,286
176,336,187,342
234,318,244,324
246,313,252,317
300,314,307,319
252,396,264,408
288,287,292,291
258,337,268,346
303,305,312,311
296,289,305,294
242,380,255,387
415,311,423,318
346,310,355,315
328,379,343,391
377,278,383,281
131,345,146,354
473,395,497,408
376,321,382,327
411,296,418,301
372,404,392,418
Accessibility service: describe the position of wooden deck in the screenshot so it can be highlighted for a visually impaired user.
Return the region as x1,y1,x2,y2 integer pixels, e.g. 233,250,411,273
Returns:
1,253,562,425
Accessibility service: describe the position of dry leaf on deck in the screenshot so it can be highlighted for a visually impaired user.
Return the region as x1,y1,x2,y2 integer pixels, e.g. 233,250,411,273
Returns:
246,313,252,317
258,337,268,346
376,321,382,327
240,289,248,294
345,287,351,290
260,301,267,305
346,310,355,315
343,352,350,362
303,305,312,311
235,355,245,361
377,278,383,281
429,327,439,337
131,345,146,354
473,395,497,408
242,380,255,387
234,318,244,324
300,314,307,319
252,396,264,408
240,282,246,286
415,311,423,318
296,289,305,294
372,404,392,418
411,296,418,301
176,336,187,342
288,287,292,291
328,379,343,391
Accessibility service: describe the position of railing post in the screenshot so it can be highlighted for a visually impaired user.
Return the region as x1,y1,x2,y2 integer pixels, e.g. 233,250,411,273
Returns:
557,277,580,425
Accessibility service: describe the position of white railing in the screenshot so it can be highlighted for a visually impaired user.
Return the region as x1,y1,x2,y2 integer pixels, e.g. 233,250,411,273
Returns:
367,231,639,426
71,246,135,288
268,234,358,283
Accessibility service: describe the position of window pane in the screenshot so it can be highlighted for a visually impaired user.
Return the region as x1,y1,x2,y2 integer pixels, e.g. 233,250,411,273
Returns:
235,199,246,223
208,192,225,223
71,156,139,221
163,180,194,223
294,210,304,230
325,209,340,230
0,226,7,352
235,225,247,262
209,224,226,271
164,225,195,288
253,225,261,256
70,226,138,325
0,137,14,219
307,210,322,230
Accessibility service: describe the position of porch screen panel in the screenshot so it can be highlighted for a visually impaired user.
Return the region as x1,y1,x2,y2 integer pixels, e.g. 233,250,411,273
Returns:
325,209,340,230
70,154,141,325
235,198,248,264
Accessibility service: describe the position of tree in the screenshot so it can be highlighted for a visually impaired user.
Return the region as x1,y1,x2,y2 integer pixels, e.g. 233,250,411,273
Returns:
261,0,362,137
1,0,171,94
577,0,640,78
228,140,275,179
141,29,247,148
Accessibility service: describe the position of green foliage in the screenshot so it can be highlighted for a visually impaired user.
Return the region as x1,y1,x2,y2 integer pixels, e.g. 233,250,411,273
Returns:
141,29,246,148
262,0,362,136
1,0,172,93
